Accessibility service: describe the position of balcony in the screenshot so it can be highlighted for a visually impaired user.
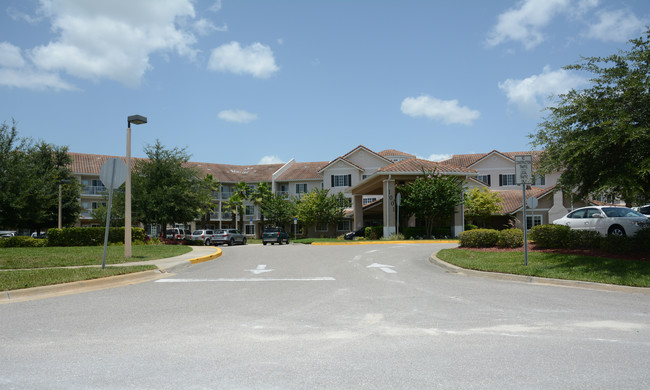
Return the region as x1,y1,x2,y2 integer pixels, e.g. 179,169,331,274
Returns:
82,185,107,195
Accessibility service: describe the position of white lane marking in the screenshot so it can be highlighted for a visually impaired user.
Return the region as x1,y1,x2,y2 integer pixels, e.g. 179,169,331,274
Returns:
365,250,379,254
247,264,274,274
367,263,397,274
156,277,335,283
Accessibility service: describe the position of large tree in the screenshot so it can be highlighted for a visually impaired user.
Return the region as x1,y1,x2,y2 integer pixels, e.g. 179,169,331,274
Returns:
250,182,273,233
0,121,80,232
131,140,218,231
397,169,465,238
296,188,347,235
464,187,503,227
531,29,650,205
261,192,297,228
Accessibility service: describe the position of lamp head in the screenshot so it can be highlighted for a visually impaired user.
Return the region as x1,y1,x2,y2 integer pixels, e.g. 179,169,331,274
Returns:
127,115,147,126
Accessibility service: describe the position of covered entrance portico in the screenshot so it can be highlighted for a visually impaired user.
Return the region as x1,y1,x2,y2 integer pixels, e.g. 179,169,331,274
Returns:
348,159,477,238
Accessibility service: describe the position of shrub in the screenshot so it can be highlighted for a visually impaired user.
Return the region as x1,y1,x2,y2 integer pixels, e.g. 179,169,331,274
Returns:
0,236,48,248
403,227,426,239
47,227,146,246
600,235,634,254
381,233,405,241
458,229,500,248
567,230,601,250
365,226,382,240
633,227,650,252
529,224,571,249
497,228,524,248
464,224,478,231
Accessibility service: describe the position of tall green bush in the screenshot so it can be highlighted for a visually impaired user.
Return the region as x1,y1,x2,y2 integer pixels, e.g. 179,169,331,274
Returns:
529,225,571,249
497,229,524,248
458,229,500,248
47,227,145,246
0,236,48,248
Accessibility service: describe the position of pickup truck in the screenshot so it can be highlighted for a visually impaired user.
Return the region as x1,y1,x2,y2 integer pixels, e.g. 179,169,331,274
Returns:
262,227,290,245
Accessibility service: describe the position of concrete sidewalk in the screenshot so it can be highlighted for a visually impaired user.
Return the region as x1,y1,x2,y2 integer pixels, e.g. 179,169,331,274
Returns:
1,246,222,303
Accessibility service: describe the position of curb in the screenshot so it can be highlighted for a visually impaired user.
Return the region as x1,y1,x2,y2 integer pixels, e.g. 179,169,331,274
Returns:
429,254,650,294
312,240,459,246
0,247,223,303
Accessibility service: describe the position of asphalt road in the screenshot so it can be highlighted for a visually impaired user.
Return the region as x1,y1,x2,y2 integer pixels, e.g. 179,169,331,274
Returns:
1,243,649,389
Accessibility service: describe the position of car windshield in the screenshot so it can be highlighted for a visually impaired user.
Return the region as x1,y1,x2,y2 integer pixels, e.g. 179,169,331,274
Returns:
192,230,202,235
602,207,644,218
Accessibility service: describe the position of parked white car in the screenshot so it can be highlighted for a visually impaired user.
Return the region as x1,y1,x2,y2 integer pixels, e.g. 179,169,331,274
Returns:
553,206,650,236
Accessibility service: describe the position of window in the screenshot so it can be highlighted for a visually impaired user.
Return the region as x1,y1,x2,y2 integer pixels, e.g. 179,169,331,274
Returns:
245,205,255,216
331,174,351,187
476,175,491,186
362,197,378,205
316,223,329,232
337,220,351,231
295,183,308,194
499,174,516,186
533,174,545,186
526,215,542,230
245,224,255,235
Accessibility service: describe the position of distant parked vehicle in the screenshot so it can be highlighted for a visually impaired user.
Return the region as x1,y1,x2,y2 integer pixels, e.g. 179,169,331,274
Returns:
191,229,216,245
31,232,47,239
344,226,367,240
553,206,649,236
634,204,650,217
213,229,247,246
262,227,290,245
165,228,191,240
0,231,16,238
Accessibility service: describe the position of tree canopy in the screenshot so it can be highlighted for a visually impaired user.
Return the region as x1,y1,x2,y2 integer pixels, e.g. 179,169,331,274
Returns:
464,187,503,227
131,140,218,230
296,188,347,233
261,192,297,228
397,169,465,238
0,120,80,232
531,29,650,205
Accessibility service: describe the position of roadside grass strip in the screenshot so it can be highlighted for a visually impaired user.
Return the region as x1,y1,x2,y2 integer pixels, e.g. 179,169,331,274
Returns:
0,245,192,269
0,266,157,291
437,249,650,287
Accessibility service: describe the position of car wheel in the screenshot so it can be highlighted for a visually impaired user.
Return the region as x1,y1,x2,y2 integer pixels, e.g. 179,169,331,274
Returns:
271,242,274,245
286,238,290,244
608,225,626,236
229,238,234,246
205,239,210,246
242,237,247,245
278,239,282,245
263,242,267,246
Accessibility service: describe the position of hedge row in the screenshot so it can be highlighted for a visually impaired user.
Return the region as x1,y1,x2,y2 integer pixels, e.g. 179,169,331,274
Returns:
46,227,146,247
458,228,524,248
529,224,650,253
0,236,48,248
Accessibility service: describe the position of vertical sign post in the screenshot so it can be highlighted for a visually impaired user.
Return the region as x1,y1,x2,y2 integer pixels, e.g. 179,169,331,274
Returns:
100,158,128,269
515,155,533,266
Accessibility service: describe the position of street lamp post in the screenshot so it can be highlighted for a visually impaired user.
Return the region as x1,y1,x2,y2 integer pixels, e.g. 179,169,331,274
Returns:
58,180,71,229
125,115,147,258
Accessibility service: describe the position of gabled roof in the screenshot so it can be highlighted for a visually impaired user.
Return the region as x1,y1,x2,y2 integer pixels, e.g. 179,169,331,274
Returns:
377,158,477,175
497,186,556,214
275,161,328,181
342,145,392,163
441,150,544,168
317,156,365,173
378,149,415,158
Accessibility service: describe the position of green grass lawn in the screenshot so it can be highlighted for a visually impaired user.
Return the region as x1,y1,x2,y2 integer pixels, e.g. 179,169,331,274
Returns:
0,245,193,291
0,245,192,269
437,248,650,287
0,265,158,291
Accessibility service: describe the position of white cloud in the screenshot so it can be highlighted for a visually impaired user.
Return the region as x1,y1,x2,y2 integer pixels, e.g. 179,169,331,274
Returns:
0,68,77,91
427,153,452,162
208,41,279,79
584,9,647,42
486,0,599,49
0,42,26,68
218,109,258,123
2,0,200,89
401,95,480,126
498,65,587,116
258,155,285,164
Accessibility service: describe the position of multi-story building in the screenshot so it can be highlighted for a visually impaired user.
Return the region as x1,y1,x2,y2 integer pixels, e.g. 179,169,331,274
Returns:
68,146,597,238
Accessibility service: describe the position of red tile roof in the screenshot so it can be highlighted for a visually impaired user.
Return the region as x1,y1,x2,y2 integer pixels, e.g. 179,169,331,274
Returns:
377,158,477,175
441,150,545,168
275,161,328,181
496,186,555,214
378,149,415,158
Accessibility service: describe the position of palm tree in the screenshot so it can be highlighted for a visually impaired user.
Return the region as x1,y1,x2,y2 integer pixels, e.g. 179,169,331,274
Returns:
233,181,250,231
224,193,243,229
251,182,272,235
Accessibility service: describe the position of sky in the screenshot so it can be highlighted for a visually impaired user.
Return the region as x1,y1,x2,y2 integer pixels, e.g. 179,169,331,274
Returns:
1,0,649,166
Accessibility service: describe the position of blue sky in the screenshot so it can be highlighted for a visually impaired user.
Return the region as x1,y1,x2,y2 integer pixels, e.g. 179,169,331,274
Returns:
1,0,648,165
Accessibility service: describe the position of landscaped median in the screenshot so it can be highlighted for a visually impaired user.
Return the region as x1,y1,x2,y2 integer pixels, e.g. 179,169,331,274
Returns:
0,245,193,292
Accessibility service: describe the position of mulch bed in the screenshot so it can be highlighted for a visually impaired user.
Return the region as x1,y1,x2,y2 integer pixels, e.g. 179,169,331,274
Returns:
458,243,649,262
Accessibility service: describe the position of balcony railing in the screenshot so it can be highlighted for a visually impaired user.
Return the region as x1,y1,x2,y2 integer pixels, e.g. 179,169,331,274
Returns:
82,185,107,195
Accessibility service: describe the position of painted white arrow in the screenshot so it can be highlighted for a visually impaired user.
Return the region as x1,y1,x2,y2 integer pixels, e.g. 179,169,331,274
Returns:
367,263,397,274
246,264,274,275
